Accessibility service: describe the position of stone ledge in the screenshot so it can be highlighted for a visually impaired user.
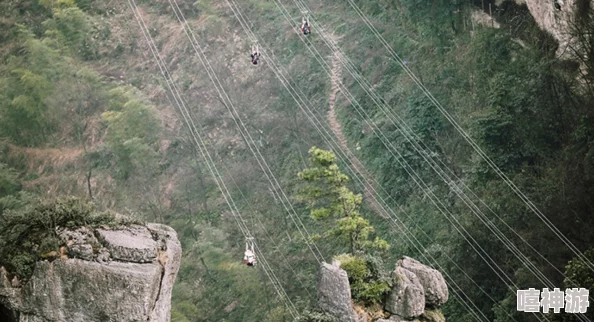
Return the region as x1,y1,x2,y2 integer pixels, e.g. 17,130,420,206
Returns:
96,225,157,263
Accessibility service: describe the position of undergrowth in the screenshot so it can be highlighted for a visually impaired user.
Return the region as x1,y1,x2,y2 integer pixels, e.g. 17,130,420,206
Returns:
335,253,391,307
0,197,142,279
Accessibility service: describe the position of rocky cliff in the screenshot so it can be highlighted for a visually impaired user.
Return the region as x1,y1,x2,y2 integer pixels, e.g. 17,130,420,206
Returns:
504,0,592,56
0,223,181,322
318,256,448,322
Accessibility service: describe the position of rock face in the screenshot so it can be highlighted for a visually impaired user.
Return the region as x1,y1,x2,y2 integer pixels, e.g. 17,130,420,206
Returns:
97,226,158,263
504,0,593,56
147,223,182,321
385,267,425,318
318,260,359,322
318,256,449,322
376,317,410,322
0,224,181,322
396,257,448,308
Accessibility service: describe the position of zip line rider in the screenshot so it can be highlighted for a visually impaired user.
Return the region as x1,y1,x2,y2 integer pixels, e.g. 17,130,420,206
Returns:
251,44,261,65
244,238,256,266
301,17,311,35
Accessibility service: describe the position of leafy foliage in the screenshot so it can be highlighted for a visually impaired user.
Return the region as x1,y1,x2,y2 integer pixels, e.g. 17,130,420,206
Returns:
102,88,160,180
2,0,594,321
335,253,391,306
0,4,99,146
0,163,21,198
298,147,389,254
564,248,594,290
294,309,336,322
0,197,141,279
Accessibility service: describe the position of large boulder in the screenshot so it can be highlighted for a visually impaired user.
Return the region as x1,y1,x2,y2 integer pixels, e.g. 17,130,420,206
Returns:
318,261,359,322
385,267,425,318
97,225,157,263
19,260,162,321
0,224,181,322
396,257,448,307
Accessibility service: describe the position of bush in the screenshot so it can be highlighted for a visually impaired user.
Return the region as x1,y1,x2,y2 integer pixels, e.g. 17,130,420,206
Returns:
564,248,594,289
335,254,391,306
336,254,368,280
0,197,142,279
294,309,336,322
351,280,391,305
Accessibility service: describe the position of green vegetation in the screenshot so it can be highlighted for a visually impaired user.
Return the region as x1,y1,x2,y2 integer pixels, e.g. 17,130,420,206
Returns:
295,310,336,322
298,147,389,254
102,87,160,180
423,309,445,322
297,147,391,309
0,197,140,279
1,0,593,321
336,253,391,306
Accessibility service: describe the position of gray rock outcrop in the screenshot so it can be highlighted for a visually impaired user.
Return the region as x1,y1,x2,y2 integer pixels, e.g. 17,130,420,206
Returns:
497,0,593,57
97,225,158,263
0,267,10,289
58,227,97,261
376,317,411,322
385,267,425,318
147,223,182,321
318,260,359,322
396,257,448,307
0,224,181,322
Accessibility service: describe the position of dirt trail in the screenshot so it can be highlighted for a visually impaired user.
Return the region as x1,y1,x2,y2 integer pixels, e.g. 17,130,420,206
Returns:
327,53,387,219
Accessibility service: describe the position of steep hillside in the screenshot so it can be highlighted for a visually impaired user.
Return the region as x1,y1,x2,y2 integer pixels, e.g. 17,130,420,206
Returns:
2,0,594,321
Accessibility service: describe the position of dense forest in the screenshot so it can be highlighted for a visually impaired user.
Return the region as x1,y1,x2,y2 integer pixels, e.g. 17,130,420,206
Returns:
1,0,594,321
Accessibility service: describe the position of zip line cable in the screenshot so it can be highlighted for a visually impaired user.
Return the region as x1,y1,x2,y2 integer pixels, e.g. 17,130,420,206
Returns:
167,0,325,267
127,0,298,317
230,1,552,320
285,0,572,299
222,1,503,320
344,0,594,274
132,0,571,320
284,1,591,317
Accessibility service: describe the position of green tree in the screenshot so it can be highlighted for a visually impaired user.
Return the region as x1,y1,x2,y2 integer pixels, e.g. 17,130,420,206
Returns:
297,147,389,254
43,6,95,59
0,25,66,145
101,88,160,180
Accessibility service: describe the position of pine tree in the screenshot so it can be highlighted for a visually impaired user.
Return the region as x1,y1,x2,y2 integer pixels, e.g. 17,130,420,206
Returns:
297,147,389,254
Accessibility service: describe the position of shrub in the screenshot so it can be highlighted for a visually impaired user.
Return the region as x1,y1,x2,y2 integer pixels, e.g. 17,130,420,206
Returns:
294,309,336,322
336,253,368,281
335,253,391,307
351,280,391,306
0,197,142,279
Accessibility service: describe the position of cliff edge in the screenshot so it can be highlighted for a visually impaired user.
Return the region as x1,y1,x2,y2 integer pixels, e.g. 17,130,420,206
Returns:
0,223,181,322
